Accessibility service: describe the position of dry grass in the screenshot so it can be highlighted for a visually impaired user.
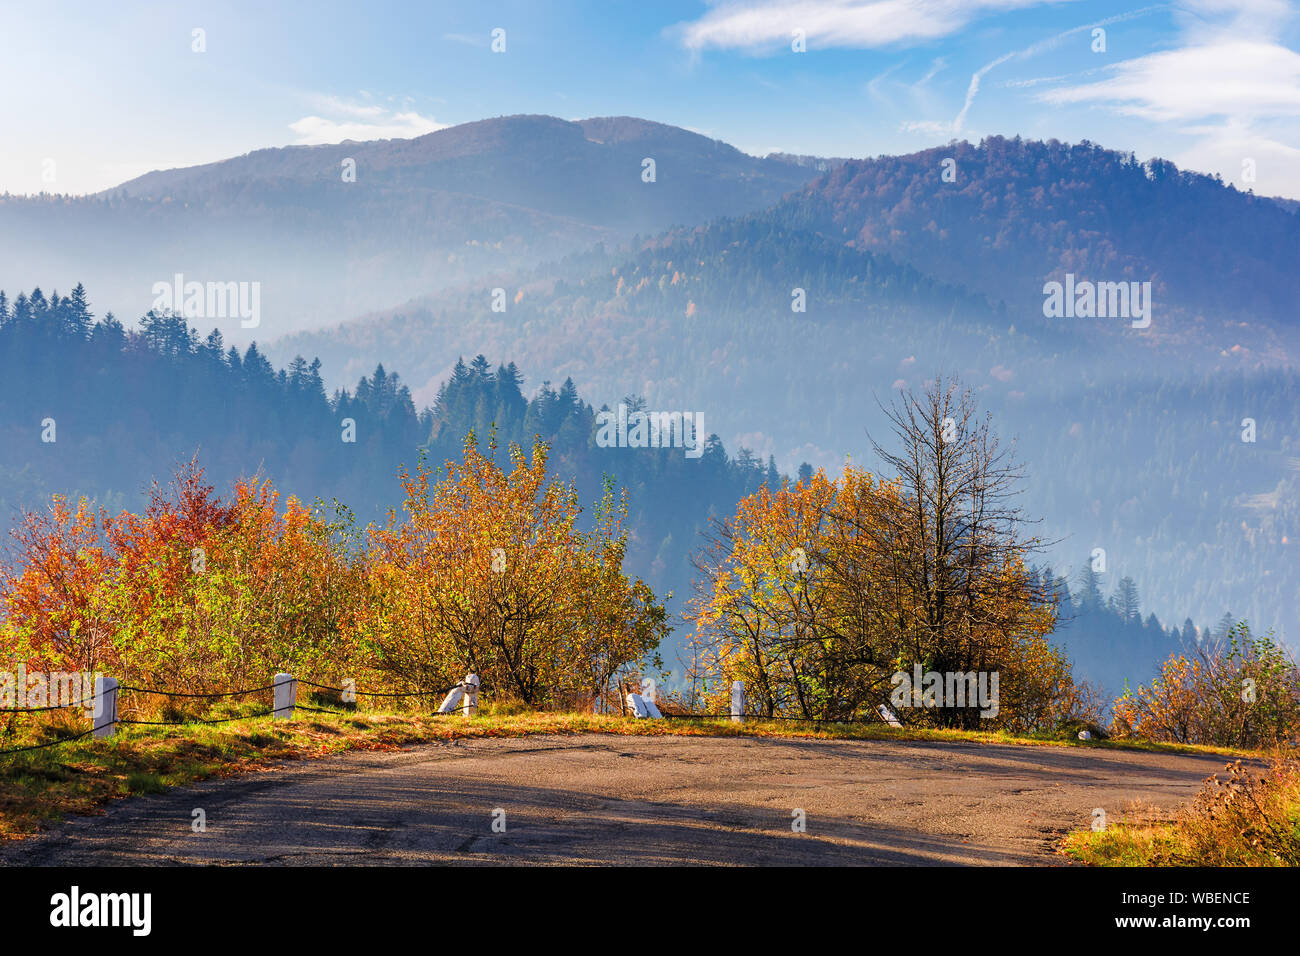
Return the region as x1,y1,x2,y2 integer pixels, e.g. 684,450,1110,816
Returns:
1062,755,1300,866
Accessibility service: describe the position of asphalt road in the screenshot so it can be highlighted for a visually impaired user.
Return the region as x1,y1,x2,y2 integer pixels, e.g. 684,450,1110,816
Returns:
0,734,1231,866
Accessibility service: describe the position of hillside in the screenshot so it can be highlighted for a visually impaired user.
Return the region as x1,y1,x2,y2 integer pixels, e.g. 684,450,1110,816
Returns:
773,136,1300,361
112,115,822,233
0,116,828,340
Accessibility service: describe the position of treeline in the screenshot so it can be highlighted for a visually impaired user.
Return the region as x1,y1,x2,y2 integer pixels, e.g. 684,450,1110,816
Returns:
0,283,421,524
1045,567,1300,747
1038,563,1218,699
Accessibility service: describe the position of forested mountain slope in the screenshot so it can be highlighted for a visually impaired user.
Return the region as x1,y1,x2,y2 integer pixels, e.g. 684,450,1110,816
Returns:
0,116,829,340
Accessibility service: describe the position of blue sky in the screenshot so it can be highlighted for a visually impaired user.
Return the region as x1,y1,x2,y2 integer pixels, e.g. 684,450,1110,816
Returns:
3,0,1298,197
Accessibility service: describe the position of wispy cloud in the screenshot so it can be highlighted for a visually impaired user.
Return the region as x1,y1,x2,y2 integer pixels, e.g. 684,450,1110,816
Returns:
674,0,1074,54
867,55,949,112
865,60,908,105
308,95,389,119
954,52,1014,133
901,119,956,135
918,56,948,85
906,5,1166,137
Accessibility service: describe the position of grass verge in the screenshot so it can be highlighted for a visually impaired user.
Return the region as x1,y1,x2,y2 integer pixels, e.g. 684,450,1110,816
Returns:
0,706,1258,842
1061,757,1300,866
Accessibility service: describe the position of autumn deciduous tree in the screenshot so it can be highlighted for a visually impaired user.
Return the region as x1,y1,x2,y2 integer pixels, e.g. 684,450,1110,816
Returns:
862,377,1063,728
689,378,1084,731
688,467,897,720
2,462,370,709
107,473,368,695
365,432,667,707
1113,624,1300,746
0,496,114,674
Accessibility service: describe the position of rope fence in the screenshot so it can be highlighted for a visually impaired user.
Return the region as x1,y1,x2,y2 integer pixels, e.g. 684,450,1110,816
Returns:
0,728,98,756
0,671,480,760
117,683,281,699
1,673,889,761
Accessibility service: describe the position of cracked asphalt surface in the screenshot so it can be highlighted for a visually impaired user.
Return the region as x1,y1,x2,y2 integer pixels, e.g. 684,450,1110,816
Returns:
0,734,1231,866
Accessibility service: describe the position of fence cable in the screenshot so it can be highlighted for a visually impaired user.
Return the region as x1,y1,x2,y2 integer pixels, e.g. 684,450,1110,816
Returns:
118,710,279,727
0,675,473,761
0,694,98,713
0,728,97,757
117,683,280,699
297,678,464,698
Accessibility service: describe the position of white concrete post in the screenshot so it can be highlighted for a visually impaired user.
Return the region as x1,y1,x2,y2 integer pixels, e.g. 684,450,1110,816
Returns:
730,680,745,723
92,676,118,738
640,678,662,718
437,684,464,714
273,672,296,720
625,692,650,718
463,673,480,716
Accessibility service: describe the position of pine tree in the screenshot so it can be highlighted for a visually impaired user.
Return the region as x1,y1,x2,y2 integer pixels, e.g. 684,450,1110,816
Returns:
1077,559,1103,611
66,282,93,338
1116,576,1140,622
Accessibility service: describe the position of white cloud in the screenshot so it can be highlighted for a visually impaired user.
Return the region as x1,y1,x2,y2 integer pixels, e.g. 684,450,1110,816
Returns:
893,6,1163,139
901,119,955,135
1177,120,1300,192
865,60,908,105
675,0,1074,54
289,108,446,145
1039,40,1300,121
1176,0,1294,41
918,56,948,84
308,95,389,119
952,6,1163,134
1000,72,1081,88
1037,2,1300,196
444,32,488,48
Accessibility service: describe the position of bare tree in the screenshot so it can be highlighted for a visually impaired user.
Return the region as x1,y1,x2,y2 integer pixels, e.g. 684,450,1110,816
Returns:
859,375,1055,727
